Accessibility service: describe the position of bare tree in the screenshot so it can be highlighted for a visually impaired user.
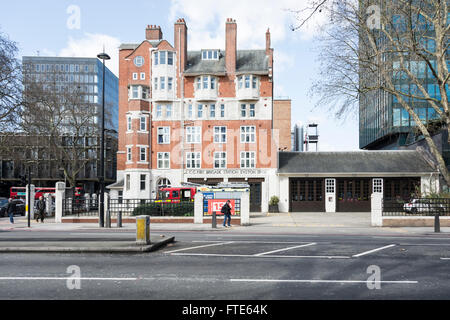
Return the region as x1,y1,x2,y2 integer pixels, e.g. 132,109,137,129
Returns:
0,29,22,133
292,0,450,187
21,66,114,188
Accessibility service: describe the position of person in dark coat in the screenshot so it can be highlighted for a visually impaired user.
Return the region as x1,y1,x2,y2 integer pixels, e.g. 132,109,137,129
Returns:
221,200,232,228
6,198,15,224
36,196,46,223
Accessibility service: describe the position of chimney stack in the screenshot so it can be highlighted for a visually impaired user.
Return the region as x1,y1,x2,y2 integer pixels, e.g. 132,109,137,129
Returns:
146,25,163,41
174,18,188,98
266,28,271,55
225,18,237,75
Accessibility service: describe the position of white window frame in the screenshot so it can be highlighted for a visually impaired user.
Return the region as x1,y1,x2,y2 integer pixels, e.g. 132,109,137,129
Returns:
156,105,162,118
240,152,256,169
126,147,132,163
214,126,227,143
157,127,170,144
166,105,172,118
157,152,170,169
186,152,201,169
140,72,145,80
197,105,203,118
186,126,201,144
214,152,227,169
210,104,216,118
241,126,256,143
138,147,148,163
139,116,147,132
127,116,132,132
132,73,138,80
140,174,147,191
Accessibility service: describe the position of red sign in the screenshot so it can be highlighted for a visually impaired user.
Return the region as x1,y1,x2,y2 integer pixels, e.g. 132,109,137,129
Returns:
207,200,236,216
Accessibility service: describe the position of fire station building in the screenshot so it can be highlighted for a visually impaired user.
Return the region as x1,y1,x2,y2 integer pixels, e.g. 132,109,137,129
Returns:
108,18,291,213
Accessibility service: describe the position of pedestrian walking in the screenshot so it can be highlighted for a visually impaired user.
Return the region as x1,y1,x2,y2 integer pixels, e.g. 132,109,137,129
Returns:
36,196,46,223
6,198,15,224
221,200,232,228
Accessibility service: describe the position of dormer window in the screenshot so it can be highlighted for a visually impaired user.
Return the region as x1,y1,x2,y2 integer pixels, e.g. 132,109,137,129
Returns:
202,50,219,60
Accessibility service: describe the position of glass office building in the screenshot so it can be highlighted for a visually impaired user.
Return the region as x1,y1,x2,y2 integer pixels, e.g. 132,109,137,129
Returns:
359,4,449,151
22,56,118,133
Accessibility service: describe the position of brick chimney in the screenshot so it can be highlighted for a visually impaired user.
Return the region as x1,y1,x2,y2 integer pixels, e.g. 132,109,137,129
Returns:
266,28,273,81
174,18,188,72
145,25,163,41
225,18,237,75
266,28,271,55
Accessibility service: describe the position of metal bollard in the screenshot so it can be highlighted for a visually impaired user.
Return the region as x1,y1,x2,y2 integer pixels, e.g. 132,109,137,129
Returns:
212,211,217,229
435,213,441,233
106,209,111,228
136,216,151,245
117,211,122,228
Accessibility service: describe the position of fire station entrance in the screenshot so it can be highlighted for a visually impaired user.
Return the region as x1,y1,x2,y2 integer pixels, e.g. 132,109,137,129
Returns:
229,178,263,212
289,178,325,212
336,178,371,212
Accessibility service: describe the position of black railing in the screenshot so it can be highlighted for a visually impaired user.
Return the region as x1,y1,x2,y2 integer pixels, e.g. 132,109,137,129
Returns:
63,197,99,217
383,198,450,216
109,199,194,217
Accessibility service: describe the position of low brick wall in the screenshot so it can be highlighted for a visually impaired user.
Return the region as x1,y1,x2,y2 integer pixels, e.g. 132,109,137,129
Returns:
62,217,195,224
61,216,240,225
383,216,450,227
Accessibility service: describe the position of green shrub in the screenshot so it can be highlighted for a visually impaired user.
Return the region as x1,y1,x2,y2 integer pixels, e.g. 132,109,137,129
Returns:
269,196,280,206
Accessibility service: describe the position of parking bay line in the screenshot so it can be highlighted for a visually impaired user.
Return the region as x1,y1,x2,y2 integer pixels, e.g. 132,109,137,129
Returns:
169,253,350,259
230,279,418,285
165,241,234,254
352,244,396,258
254,243,317,256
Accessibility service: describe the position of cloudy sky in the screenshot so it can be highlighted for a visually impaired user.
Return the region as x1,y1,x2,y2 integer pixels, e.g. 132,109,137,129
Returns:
0,0,359,151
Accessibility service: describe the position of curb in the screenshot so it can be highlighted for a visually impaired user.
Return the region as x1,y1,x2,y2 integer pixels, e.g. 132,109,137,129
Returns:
0,237,175,254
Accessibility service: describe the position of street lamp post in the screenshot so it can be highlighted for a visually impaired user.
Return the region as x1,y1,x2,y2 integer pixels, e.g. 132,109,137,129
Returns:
97,52,111,228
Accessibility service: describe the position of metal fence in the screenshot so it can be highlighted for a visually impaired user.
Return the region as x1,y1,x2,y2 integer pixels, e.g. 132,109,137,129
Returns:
63,197,99,217
109,199,194,217
383,198,450,216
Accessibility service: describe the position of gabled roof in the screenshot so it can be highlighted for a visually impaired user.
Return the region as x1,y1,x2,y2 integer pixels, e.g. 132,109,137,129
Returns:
278,151,436,175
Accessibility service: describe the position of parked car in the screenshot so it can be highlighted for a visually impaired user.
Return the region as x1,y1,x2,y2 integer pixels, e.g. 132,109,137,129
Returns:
403,199,446,214
0,198,26,217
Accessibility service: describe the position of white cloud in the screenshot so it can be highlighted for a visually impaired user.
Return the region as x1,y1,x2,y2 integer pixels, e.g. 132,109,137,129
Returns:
169,0,325,50
59,33,121,76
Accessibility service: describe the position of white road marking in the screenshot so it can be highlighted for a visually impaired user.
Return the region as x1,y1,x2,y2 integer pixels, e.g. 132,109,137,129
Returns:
191,240,318,244
230,279,418,284
441,258,450,260
169,253,350,259
254,243,317,256
0,277,138,281
352,244,396,258
165,241,234,253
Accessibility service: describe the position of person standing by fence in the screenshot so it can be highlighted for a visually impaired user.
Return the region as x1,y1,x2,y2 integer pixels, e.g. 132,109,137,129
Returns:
36,196,46,223
6,198,15,224
221,200,232,228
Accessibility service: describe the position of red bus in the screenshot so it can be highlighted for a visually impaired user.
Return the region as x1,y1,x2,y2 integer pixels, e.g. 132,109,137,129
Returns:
156,187,197,202
10,187,83,200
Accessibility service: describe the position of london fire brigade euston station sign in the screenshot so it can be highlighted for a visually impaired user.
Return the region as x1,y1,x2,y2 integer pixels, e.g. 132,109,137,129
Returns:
184,169,264,175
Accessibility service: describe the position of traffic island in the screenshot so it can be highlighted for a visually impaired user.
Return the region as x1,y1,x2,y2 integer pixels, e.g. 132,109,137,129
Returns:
0,236,175,254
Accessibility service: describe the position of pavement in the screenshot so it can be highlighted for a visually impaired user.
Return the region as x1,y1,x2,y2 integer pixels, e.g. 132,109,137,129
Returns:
0,212,449,253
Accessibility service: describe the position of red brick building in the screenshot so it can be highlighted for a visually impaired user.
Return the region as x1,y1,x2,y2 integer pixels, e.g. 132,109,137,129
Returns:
109,18,291,212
